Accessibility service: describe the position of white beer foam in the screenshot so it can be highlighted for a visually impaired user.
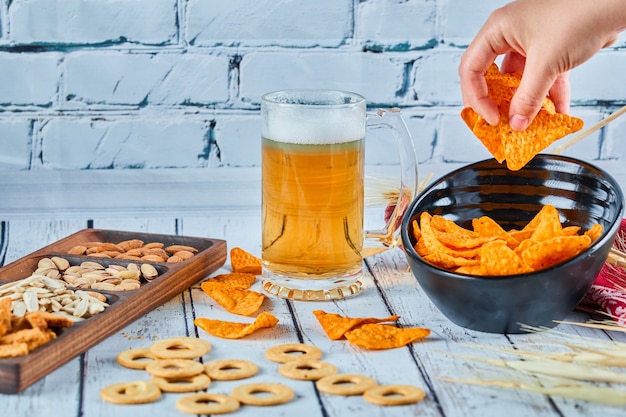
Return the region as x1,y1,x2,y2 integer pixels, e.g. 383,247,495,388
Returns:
263,107,365,145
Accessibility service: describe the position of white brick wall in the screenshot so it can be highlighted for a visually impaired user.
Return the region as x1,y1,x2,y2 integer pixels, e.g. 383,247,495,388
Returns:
0,0,624,175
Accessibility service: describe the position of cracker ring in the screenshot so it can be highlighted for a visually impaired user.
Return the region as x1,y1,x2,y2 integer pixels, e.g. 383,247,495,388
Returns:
151,373,212,393
363,384,426,406
278,358,337,381
231,382,294,406
116,348,158,370
145,358,205,378
204,359,259,381
265,343,322,363
176,393,240,415
100,380,161,405
149,337,211,359
316,373,377,396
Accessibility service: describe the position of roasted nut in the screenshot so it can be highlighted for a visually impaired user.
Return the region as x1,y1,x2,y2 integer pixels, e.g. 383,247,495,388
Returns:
65,240,199,263
68,245,87,255
18,257,162,292
140,264,158,280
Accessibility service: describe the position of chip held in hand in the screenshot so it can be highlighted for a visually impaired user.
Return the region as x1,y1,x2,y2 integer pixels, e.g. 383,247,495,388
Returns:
461,63,584,171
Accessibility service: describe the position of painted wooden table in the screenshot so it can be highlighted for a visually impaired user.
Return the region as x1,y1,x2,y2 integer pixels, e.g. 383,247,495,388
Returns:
1,161,625,417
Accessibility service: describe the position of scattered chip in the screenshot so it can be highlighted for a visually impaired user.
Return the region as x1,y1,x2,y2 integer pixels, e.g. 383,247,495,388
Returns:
230,247,262,275
202,287,266,316
312,310,400,340
344,324,430,350
194,311,279,339
461,63,583,171
413,204,602,276
202,273,256,290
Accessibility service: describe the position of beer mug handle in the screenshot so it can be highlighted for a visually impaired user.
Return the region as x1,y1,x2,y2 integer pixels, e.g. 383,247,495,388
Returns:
364,108,418,248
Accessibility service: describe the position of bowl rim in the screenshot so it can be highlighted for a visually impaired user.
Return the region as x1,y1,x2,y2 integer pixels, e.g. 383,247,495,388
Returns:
401,154,625,281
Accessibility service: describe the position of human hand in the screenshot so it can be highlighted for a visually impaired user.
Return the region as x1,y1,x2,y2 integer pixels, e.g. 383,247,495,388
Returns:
459,0,625,131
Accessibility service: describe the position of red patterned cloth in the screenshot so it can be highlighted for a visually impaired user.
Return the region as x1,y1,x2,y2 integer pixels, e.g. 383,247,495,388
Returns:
580,218,626,324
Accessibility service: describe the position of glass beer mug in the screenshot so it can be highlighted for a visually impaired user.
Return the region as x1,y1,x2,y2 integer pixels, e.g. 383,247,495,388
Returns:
261,90,418,301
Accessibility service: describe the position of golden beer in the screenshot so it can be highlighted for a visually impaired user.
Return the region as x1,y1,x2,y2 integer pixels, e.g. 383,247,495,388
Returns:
259,89,419,301
260,90,368,300
262,137,365,279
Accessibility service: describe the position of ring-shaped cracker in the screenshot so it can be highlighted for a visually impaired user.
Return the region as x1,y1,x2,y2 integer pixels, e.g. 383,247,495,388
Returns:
278,358,337,381
231,382,294,406
149,337,211,359
116,348,158,370
176,393,240,415
145,358,205,379
265,343,322,363
316,373,377,396
204,359,259,381
363,384,426,406
100,380,162,405
151,373,212,393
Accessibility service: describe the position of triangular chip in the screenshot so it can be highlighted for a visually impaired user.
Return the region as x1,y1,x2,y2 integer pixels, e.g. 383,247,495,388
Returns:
479,240,533,276
431,215,497,249
521,235,591,270
230,247,262,275
461,63,583,171
194,311,278,339
202,273,256,290
502,111,584,170
528,204,564,242
472,216,520,249
201,287,266,317
344,323,430,350
312,310,400,340
421,212,483,258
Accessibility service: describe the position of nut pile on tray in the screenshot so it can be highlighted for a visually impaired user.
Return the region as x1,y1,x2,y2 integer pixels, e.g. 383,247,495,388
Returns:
0,275,109,319
67,240,199,263
35,257,159,291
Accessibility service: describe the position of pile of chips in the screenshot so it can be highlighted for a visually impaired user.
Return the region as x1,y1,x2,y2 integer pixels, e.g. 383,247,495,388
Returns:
313,310,430,350
194,248,279,339
461,63,584,171
413,205,603,276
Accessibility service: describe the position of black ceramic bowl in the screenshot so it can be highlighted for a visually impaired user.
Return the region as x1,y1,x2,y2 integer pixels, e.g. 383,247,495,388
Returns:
401,154,624,334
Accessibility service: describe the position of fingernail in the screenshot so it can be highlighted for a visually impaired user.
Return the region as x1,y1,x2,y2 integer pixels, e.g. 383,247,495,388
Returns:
510,114,529,131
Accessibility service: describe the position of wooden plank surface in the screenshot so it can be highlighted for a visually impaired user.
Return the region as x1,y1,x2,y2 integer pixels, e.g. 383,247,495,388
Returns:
1,155,626,417
1,213,626,417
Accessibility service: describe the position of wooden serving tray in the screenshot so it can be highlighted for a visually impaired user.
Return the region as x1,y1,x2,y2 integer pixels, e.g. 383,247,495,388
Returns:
0,229,227,394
